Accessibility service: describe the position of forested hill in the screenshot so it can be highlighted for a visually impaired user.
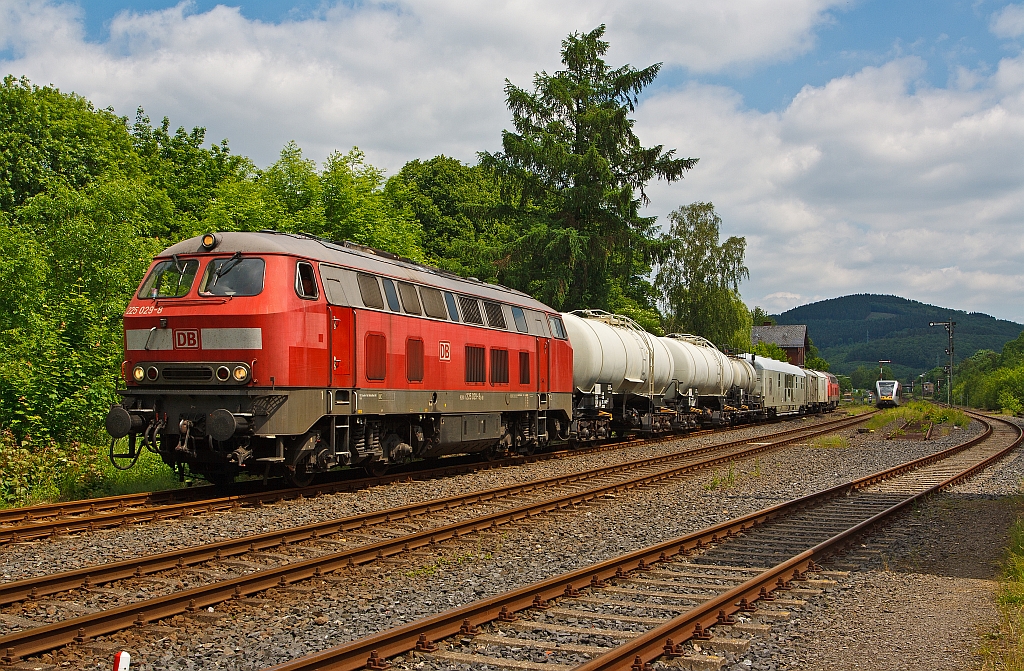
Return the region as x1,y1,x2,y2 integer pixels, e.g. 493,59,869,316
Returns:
773,294,1023,378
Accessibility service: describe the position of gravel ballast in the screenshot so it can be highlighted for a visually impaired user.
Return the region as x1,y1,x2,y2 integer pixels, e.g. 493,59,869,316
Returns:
16,414,999,671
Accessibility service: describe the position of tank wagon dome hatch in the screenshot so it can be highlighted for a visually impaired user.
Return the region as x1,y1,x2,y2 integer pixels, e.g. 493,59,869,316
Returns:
157,230,553,313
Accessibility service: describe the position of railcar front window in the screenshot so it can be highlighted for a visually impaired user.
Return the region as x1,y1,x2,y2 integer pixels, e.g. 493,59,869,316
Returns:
199,256,266,297
138,258,199,299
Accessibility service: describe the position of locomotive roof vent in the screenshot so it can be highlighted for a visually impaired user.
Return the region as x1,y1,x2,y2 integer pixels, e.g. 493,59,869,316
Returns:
201,233,219,250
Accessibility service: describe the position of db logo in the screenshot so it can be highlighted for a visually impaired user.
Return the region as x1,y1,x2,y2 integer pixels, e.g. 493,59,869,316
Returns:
438,341,451,361
174,329,200,349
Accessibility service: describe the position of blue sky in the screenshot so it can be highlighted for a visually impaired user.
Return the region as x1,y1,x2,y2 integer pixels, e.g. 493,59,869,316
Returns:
2,0,1023,322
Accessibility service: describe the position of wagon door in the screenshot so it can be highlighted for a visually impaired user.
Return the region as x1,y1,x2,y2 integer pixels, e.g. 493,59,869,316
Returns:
537,337,550,392
328,306,354,387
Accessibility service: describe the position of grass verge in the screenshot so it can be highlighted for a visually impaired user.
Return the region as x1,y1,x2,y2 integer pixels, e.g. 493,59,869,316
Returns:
982,510,1024,670
0,429,181,508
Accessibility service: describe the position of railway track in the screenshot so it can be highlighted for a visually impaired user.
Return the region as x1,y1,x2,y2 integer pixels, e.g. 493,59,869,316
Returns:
257,412,1021,671
0,412,871,662
0,415,845,545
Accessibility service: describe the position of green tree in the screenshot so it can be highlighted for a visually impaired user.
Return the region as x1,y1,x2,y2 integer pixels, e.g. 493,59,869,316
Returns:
481,25,696,311
656,202,749,349
805,337,830,371
750,306,775,326
130,109,248,230
752,341,788,362
0,76,143,212
388,156,504,280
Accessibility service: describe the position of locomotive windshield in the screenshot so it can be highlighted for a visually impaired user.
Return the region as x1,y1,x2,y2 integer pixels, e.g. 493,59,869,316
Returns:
138,257,200,299
199,256,266,296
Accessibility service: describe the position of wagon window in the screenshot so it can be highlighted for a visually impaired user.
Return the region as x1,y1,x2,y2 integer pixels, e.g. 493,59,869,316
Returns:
407,338,424,382
365,333,387,381
356,273,385,309
519,351,531,384
484,302,506,329
382,278,401,312
198,256,265,297
397,282,421,315
490,348,509,384
295,261,318,299
511,307,529,333
421,287,448,319
465,345,486,383
138,258,199,299
459,296,483,325
444,292,460,322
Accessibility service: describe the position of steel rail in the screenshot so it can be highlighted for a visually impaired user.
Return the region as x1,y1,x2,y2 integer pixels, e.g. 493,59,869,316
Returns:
258,414,1017,671
0,415,838,542
0,415,857,544
0,413,871,661
0,413,870,606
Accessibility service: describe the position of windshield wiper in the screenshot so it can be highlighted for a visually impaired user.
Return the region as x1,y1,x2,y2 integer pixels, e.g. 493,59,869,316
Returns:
211,252,243,287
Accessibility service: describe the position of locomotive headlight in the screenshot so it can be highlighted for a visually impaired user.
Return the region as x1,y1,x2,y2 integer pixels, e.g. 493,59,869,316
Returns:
201,233,218,250
233,365,249,382
132,365,145,382
146,366,159,381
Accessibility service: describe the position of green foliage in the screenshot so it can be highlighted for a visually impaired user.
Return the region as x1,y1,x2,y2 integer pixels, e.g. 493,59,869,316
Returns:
864,401,969,431
0,429,179,508
480,25,696,312
775,293,1022,378
750,306,775,326
849,365,892,390
810,434,849,449
656,202,750,350
0,75,141,211
752,341,789,362
953,330,1024,411
387,156,504,279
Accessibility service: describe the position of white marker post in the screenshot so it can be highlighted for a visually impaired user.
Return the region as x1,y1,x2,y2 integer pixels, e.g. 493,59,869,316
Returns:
113,651,131,671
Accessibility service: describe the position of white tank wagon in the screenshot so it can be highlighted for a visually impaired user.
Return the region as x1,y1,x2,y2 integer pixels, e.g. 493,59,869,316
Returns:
660,335,760,424
561,310,677,437
561,311,673,395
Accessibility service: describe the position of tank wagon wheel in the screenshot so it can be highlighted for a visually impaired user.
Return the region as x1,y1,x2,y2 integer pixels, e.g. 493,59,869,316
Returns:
365,459,388,478
288,460,316,488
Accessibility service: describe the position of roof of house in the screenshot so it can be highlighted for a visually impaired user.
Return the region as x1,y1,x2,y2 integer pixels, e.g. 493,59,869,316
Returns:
752,324,808,349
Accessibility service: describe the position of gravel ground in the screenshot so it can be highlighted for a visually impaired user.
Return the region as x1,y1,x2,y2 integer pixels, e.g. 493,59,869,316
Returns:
721,414,1024,671
0,415,847,584
26,416,987,670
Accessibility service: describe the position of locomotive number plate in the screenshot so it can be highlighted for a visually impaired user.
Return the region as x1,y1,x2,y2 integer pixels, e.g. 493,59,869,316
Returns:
439,341,451,361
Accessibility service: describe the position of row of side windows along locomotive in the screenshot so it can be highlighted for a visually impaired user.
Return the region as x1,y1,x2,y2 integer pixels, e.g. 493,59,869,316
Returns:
109,231,574,485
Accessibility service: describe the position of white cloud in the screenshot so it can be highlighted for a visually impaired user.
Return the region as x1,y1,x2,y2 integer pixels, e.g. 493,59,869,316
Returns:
636,55,1024,322
0,0,842,166
1,0,1023,323
991,3,1024,39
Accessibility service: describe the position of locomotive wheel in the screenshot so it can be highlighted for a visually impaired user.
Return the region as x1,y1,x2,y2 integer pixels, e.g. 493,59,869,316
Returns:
365,459,388,477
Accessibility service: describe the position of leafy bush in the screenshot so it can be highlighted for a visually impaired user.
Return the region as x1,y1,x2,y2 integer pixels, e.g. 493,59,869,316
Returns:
0,429,179,508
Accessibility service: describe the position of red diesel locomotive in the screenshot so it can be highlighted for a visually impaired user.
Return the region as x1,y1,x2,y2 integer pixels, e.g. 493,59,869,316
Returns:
105,231,574,485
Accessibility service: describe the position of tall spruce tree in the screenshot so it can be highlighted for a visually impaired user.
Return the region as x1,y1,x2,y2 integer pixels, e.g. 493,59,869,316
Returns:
481,25,696,312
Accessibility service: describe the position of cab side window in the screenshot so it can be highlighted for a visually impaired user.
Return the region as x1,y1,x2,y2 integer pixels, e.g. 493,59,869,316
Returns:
295,261,318,300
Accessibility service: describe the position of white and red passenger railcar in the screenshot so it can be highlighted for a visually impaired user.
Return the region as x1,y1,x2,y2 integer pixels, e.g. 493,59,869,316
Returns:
106,231,573,484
